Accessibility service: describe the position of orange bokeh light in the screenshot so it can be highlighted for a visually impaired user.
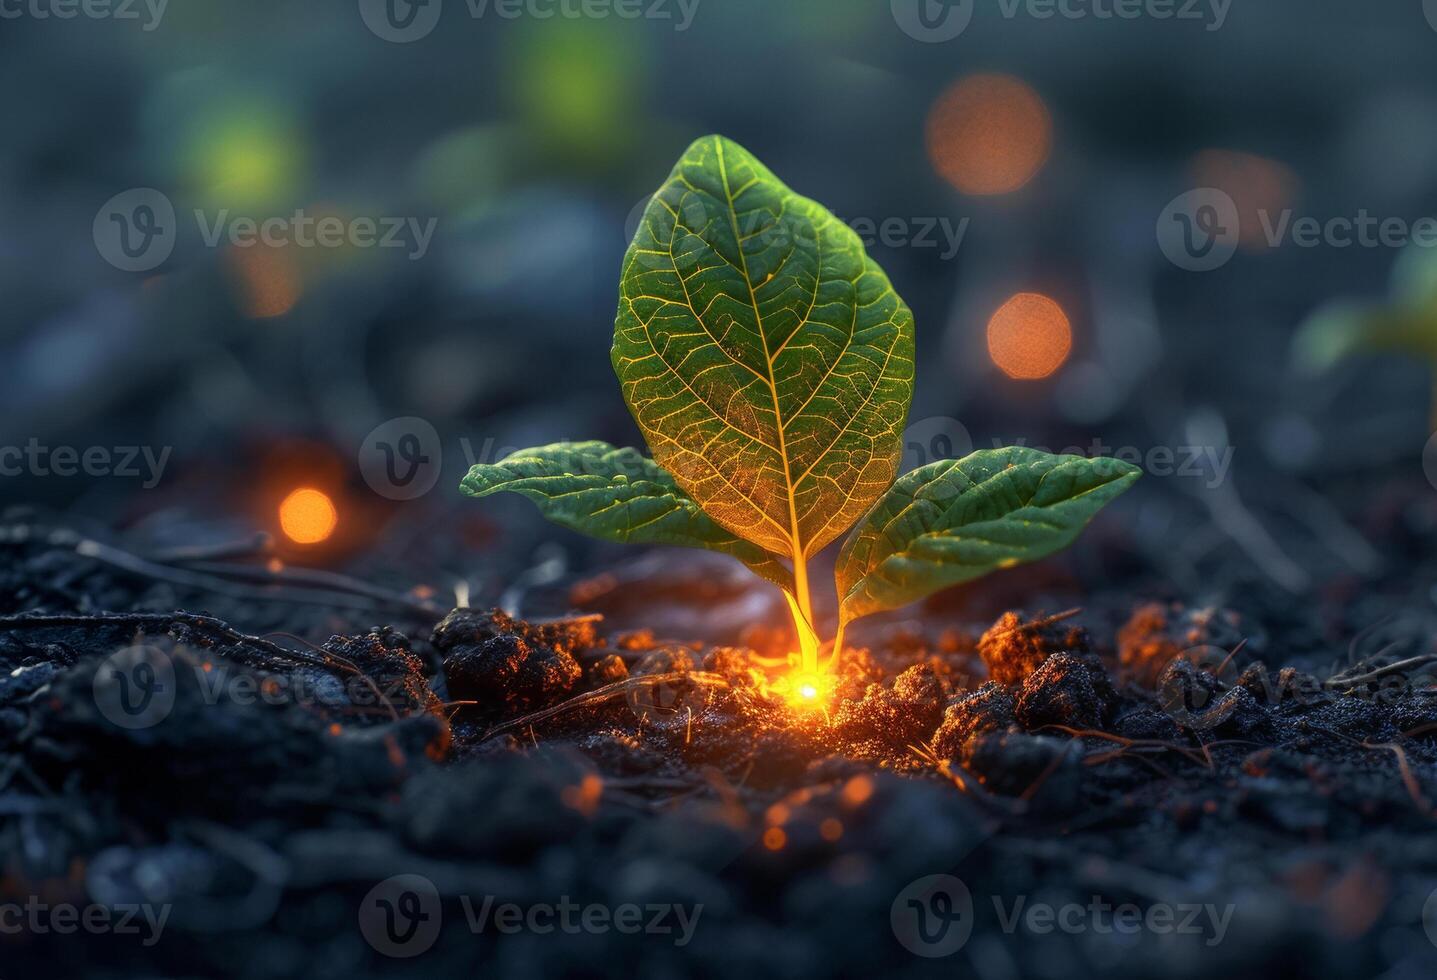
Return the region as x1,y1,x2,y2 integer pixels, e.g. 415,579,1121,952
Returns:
1190,149,1298,250
278,487,338,545
841,775,874,808
561,774,603,816
228,244,301,319
986,292,1073,380
926,73,1052,196
762,827,787,851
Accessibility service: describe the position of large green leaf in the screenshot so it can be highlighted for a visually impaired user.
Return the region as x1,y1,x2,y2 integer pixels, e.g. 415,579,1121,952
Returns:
460,441,793,591
613,135,916,565
835,448,1141,624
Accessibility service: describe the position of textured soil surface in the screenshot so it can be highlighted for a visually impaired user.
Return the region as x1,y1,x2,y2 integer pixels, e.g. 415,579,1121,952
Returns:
2,473,1437,979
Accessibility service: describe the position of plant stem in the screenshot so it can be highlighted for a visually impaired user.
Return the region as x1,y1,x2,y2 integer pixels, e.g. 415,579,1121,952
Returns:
785,548,821,674
792,548,813,630
781,587,820,674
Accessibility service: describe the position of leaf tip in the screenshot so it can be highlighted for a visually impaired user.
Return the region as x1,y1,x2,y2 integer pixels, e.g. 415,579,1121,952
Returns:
683,133,757,168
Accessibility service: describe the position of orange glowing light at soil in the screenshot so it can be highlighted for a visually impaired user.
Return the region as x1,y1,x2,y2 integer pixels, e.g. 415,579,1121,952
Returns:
278,488,338,545
926,73,1052,196
773,670,834,713
986,292,1073,380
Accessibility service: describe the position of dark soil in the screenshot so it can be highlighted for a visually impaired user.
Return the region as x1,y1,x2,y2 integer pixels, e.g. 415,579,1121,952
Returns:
2,482,1437,980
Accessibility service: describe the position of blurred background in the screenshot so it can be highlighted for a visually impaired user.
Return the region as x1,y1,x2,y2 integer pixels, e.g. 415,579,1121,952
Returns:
1,0,1434,634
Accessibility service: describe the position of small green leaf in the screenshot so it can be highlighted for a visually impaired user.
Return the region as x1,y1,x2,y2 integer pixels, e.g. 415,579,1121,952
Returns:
612,135,916,566
1294,245,1437,374
835,448,1141,624
460,441,793,591
1391,243,1437,313
1294,303,1437,374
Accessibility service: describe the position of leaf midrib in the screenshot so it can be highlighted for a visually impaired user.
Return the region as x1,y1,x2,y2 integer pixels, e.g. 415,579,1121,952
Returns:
715,136,805,562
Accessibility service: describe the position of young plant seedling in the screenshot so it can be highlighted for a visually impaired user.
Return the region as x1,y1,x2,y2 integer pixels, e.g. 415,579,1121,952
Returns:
463,136,1140,686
